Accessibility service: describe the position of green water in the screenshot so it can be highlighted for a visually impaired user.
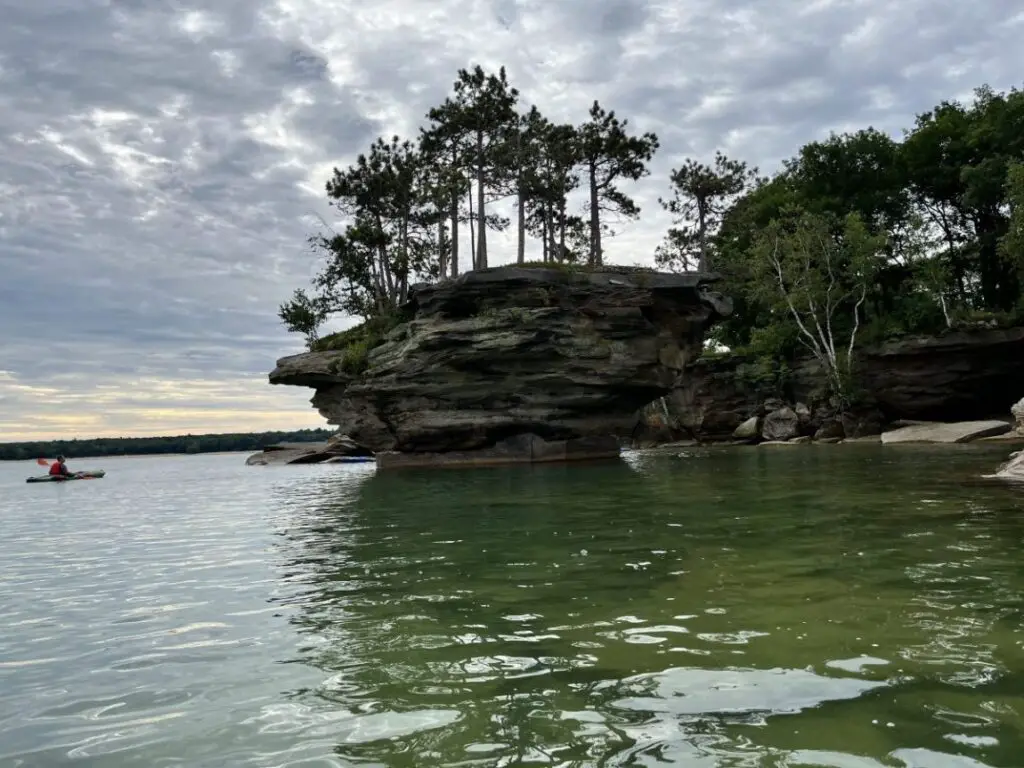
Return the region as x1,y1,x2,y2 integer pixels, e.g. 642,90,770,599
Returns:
1,444,1023,766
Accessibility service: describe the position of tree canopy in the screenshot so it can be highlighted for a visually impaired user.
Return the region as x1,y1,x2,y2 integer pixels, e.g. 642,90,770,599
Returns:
282,74,1024,400
281,64,662,347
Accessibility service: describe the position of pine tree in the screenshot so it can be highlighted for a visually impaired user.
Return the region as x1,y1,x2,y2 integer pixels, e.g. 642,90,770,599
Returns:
655,152,758,272
576,101,659,266
424,65,519,269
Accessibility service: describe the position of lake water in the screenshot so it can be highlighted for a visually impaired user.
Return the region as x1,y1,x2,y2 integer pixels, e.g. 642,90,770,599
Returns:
1,445,1023,767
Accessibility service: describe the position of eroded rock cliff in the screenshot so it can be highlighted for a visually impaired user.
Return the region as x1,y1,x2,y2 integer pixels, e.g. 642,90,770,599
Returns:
654,326,1024,442
270,266,731,456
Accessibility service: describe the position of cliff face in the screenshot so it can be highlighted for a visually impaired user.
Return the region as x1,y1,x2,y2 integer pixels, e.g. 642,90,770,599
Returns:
270,266,732,454
662,326,1024,441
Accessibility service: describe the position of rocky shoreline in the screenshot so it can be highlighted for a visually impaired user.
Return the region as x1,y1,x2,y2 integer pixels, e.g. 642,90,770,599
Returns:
642,327,1024,444
262,263,1024,471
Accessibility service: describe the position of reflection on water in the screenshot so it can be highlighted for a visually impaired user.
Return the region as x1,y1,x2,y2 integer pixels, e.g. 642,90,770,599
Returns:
1,445,1023,766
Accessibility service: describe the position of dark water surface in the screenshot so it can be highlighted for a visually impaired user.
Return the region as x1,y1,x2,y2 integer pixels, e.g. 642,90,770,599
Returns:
1,445,1023,767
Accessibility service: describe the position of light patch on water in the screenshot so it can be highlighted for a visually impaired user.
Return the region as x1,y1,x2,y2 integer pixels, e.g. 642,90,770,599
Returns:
891,747,997,767
612,666,888,716
825,655,891,674
155,638,241,650
166,622,230,634
944,733,1000,748
0,656,65,668
696,630,771,645
786,749,889,766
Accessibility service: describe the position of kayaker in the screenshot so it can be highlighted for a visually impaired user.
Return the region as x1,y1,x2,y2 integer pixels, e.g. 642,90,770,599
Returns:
49,456,73,478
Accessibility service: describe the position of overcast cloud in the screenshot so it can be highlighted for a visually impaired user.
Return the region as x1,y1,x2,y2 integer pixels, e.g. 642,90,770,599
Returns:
1,0,1021,440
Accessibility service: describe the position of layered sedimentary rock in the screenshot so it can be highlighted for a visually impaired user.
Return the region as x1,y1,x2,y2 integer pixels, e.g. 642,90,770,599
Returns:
270,266,731,458
656,326,1024,442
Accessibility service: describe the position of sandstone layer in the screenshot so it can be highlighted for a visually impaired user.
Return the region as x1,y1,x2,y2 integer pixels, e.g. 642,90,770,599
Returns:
270,266,731,459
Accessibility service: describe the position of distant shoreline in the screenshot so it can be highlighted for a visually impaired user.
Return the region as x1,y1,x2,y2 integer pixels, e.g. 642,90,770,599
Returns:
0,429,334,462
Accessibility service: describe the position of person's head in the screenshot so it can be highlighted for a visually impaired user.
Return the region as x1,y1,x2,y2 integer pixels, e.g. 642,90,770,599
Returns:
57,455,65,464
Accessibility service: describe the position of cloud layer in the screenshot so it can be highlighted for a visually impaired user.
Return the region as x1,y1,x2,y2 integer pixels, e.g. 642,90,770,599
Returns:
1,0,1021,440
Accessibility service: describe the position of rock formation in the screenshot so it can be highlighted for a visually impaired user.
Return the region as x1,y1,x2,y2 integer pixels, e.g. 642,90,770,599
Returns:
269,266,731,465
657,326,1024,442
245,433,371,465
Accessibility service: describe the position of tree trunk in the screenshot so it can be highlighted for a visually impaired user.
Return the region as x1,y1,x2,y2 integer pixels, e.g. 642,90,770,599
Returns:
517,185,526,264
437,216,447,279
449,191,459,277
475,129,487,269
697,197,709,272
541,204,550,262
588,159,601,266
468,185,476,269
558,198,567,263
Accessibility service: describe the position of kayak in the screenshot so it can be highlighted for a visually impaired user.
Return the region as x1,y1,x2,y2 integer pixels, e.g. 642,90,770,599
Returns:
330,456,375,464
26,470,106,484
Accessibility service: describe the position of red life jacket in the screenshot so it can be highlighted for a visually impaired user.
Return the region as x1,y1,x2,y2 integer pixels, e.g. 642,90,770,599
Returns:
49,462,65,476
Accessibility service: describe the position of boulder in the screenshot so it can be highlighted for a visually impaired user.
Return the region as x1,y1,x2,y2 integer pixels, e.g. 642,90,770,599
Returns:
732,416,760,441
841,408,886,439
794,402,813,430
270,266,731,461
1012,397,1024,433
814,419,845,441
761,407,800,441
880,420,1012,444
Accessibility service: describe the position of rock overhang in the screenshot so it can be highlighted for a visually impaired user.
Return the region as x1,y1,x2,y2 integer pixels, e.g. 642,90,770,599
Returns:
269,265,732,454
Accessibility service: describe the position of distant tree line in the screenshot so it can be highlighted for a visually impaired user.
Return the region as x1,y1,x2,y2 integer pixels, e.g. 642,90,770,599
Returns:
280,68,1024,407
0,429,334,462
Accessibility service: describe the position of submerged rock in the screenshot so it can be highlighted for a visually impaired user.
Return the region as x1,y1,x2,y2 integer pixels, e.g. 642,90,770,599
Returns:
880,420,1012,444
245,434,372,465
270,266,731,463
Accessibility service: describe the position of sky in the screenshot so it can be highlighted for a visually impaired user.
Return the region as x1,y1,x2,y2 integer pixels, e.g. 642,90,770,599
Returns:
1,0,1022,442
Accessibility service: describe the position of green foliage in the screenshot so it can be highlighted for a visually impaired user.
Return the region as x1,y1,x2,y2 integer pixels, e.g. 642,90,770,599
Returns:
655,151,759,272
278,289,329,350
576,101,660,266
282,65,660,343
734,356,791,393
0,429,334,462
424,65,520,270
313,313,405,374
744,210,885,403
999,160,1024,284
703,82,1024,378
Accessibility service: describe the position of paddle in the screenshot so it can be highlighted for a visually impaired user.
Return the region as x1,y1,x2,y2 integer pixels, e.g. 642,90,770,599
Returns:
36,458,50,466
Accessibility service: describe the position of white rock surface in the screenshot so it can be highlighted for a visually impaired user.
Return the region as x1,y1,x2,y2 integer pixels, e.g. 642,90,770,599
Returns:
1011,397,1024,432
992,450,1024,481
880,420,1012,444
